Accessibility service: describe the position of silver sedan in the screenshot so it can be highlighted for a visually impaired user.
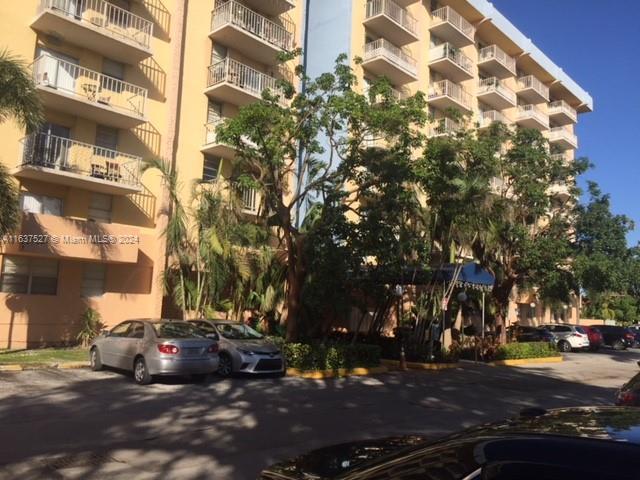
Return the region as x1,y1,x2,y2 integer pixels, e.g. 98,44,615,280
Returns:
90,319,220,385
189,320,285,377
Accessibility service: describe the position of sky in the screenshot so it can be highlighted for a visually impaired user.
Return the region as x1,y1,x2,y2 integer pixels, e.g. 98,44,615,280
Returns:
490,0,640,246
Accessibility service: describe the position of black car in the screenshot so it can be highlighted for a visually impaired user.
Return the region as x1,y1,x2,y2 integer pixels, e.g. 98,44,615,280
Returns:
261,407,640,480
617,361,640,406
510,325,555,343
628,326,640,348
592,324,635,350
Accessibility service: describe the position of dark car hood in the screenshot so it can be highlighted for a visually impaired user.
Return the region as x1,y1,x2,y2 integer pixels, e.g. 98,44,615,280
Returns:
261,407,640,479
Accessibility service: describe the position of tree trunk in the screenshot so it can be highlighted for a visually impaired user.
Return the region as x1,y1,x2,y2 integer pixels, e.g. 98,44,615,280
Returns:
284,231,306,342
492,278,516,344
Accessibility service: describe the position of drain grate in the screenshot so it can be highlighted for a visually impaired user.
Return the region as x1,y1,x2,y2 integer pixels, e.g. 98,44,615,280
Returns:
42,452,124,471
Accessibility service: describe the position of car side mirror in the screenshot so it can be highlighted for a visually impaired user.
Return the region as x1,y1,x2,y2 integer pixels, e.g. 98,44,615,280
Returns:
101,329,110,337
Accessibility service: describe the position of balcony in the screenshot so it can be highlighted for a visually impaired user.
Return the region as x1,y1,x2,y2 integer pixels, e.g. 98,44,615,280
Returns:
13,132,142,195
32,54,147,128
241,186,260,215
477,77,516,110
428,43,473,82
241,0,295,16
31,0,153,64
516,104,549,131
1,213,140,264
210,1,295,65
369,85,409,103
202,119,256,159
428,118,460,138
478,45,516,78
205,58,287,106
546,127,578,150
548,100,578,125
551,152,569,163
479,110,508,130
364,0,419,46
427,79,472,113
430,6,475,47
517,75,550,103
549,182,571,200
362,38,418,85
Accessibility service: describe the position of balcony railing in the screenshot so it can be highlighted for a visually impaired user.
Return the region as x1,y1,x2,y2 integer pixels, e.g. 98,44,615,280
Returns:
477,77,516,103
241,186,259,213
429,43,473,74
211,1,294,51
429,118,459,137
548,127,578,147
517,75,550,100
207,57,286,103
38,0,153,49
551,153,568,163
365,0,418,36
480,110,508,128
20,132,141,188
428,79,472,109
363,38,418,77
32,53,147,117
548,100,578,122
478,45,516,74
431,6,475,41
517,104,549,126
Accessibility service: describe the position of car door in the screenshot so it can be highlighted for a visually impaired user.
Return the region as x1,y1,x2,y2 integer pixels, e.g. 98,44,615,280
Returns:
100,322,130,367
117,321,146,370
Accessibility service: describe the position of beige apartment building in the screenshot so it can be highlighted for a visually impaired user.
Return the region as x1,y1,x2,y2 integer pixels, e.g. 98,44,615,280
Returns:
0,0,589,348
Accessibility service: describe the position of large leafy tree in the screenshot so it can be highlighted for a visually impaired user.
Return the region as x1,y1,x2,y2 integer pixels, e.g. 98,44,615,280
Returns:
0,49,43,236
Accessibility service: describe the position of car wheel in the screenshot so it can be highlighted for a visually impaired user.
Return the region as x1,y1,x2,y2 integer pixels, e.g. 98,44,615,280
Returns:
218,353,233,378
134,357,152,385
558,340,572,353
90,347,103,371
613,340,626,351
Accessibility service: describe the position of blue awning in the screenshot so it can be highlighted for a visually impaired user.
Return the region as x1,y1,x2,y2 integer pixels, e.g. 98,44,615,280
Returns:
435,263,495,291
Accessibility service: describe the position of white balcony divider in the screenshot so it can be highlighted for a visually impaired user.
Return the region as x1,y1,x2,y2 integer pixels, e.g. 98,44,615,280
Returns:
517,104,549,126
428,79,472,109
365,0,418,36
480,110,508,127
478,77,516,103
429,43,473,74
517,75,550,100
431,6,475,40
429,117,459,137
548,100,577,122
207,57,286,103
32,53,147,117
363,38,417,76
39,0,153,49
478,45,516,74
211,1,294,51
20,132,141,187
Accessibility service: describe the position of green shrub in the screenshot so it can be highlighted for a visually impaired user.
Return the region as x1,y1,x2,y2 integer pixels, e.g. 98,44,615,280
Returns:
76,308,105,347
281,342,381,371
493,342,558,361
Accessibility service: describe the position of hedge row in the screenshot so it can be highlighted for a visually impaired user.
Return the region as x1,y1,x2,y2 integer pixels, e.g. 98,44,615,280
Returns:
271,339,381,371
492,342,559,360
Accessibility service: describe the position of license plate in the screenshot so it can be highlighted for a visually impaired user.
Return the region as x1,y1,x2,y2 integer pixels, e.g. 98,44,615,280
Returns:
183,348,202,356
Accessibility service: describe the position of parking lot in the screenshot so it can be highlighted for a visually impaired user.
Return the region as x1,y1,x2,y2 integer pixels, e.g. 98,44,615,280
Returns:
1,348,639,480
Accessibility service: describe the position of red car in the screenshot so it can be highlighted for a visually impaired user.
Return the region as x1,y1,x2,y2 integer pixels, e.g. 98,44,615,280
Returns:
582,325,604,351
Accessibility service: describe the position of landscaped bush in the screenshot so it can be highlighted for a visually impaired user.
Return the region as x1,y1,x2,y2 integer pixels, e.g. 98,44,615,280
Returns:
277,342,381,371
492,342,558,361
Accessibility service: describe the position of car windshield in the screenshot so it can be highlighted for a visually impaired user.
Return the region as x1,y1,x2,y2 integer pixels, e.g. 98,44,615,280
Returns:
575,326,586,334
151,322,206,339
215,323,263,340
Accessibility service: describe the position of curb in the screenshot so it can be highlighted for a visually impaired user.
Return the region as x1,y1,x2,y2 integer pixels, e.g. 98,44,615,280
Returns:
381,359,461,371
286,366,388,379
0,361,90,372
487,356,564,367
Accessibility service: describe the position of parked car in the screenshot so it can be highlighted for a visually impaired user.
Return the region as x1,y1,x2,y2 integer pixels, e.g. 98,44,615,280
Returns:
90,319,219,385
616,361,640,407
510,325,555,343
541,324,590,352
261,407,640,479
591,324,634,350
581,325,604,351
627,325,640,348
188,320,285,377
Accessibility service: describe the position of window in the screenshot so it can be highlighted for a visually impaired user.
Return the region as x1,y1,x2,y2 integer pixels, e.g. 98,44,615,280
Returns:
207,101,223,123
211,44,228,64
127,322,145,339
88,193,113,223
0,256,58,295
20,193,63,216
101,59,125,94
94,125,119,158
110,322,131,337
202,155,221,182
81,263,106,297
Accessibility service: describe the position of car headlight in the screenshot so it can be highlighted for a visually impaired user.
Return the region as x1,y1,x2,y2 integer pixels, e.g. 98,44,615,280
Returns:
237,349,255,356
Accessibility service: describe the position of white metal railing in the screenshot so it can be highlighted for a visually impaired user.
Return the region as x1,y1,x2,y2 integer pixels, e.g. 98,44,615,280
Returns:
241,186,259,213
490,176,505,194
365,0,418,36
548,100,577,122
480,110,508,128
39,0,153,49
517,104,549,127
478,45,516,74
429,43,473,74
32,53,147,117
428,117,459,137
477,77,516,104
207,57,286,103
211,1,294,51
363,38,418,77
431,6,475,40
551,153,568,162
548,126,578,147
369,86,408,103
20,132,141,187
517,75,550,100
428,79,472,109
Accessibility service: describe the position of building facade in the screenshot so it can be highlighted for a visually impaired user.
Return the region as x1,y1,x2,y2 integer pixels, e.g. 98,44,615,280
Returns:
0,0,589,348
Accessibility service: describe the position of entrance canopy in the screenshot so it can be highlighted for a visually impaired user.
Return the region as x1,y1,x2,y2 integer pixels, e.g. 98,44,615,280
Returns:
435,262,495,292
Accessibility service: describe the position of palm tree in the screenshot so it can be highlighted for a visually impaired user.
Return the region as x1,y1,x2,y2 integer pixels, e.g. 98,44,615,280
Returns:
0,49,44,237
